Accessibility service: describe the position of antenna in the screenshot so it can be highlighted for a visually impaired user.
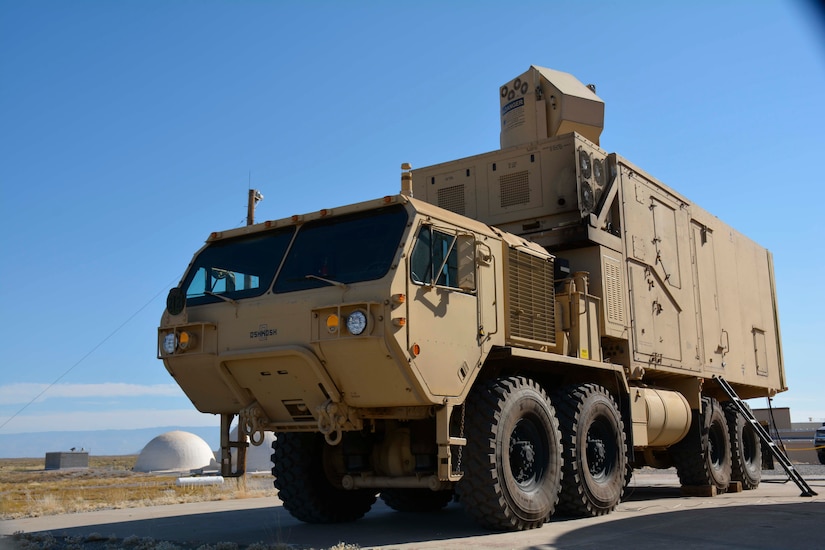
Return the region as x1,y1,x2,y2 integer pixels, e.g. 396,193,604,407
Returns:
247,189,264,225
246,170,264,225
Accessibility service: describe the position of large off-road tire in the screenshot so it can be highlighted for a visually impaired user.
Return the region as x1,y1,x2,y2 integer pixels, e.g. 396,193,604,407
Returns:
723,401,761,490
271,432,376,523
621,454,634,500
380,489,454,513
554,384,627,516
670,396,731,493
457,376,562,531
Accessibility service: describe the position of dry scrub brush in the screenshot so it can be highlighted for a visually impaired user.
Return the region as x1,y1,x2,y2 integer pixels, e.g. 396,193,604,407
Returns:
1,457,272,519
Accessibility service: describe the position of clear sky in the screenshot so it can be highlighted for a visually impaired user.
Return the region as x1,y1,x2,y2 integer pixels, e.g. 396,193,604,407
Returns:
1,0,824,444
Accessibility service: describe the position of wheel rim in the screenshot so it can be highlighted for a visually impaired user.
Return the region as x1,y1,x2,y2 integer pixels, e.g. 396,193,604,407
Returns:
586,416,617,482
509,415,548,489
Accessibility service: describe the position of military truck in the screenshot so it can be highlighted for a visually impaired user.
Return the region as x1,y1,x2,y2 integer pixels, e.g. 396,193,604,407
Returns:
158,66,785,530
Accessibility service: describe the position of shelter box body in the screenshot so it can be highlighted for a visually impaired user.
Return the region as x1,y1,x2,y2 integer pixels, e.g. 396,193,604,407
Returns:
411,135,784,399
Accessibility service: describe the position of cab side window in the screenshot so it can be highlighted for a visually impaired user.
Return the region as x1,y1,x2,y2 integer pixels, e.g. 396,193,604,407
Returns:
410,225,475,291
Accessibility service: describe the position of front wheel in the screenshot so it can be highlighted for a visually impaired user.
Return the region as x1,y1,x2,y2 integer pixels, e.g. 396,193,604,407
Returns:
555,384,627,516
457,376,562,531
271,432,376,523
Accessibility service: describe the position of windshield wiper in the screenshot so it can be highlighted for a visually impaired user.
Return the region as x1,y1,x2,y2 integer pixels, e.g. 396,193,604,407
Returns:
205,291,239,306
305,274,349,290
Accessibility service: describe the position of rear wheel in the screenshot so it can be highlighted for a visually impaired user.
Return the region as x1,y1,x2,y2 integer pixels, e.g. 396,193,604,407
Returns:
622,454,634,499
457,376,562,531
380,489,454,513
723,401,761,489
271,432,376,523
670,397,731,492
555,384,627,516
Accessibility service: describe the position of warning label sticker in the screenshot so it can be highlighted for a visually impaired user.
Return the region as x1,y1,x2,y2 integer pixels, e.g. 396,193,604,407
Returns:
501,97,525,132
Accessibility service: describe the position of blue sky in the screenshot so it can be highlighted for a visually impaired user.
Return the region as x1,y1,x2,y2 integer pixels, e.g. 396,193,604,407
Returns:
1,0,824,446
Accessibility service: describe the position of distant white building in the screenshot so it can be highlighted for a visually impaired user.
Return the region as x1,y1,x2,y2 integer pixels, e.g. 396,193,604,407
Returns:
228,426,276,473
134,430,216,473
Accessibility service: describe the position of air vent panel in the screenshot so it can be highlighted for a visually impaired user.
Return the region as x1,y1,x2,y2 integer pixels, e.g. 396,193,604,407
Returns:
437,184,466,216
507,248,556,345
603,255,625,325
500,170,531,208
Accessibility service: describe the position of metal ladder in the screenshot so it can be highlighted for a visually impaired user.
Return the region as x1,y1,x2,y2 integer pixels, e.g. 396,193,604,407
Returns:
713,375,817,497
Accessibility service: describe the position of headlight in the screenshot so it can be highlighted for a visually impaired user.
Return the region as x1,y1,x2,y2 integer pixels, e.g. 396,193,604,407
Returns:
346,310,367,335
162,333,178,354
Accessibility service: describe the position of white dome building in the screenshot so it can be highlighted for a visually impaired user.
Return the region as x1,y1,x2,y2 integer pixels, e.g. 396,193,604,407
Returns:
134,430,216,473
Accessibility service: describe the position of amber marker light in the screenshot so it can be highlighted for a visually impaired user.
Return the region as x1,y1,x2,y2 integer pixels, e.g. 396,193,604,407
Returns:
178,331,194,351
392,318,407,327
326,314,339,333
411,343,420,357
392,293,406,305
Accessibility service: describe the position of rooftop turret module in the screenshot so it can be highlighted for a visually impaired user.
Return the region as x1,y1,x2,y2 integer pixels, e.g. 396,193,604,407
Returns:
159,66,790,530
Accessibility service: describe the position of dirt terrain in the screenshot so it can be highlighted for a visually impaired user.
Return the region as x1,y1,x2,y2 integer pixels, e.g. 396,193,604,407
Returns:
0,456,273,520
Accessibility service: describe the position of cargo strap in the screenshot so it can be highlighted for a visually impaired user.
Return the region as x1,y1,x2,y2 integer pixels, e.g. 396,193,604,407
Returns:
713,375,817,497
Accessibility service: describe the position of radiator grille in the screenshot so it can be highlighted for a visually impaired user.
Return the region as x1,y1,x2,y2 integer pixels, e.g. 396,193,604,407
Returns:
603,256,625,325
507,248,555,345
437,184,466,216
500,170,530,208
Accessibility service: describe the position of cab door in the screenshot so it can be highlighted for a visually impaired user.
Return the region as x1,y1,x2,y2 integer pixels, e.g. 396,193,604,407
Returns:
406,223,483,397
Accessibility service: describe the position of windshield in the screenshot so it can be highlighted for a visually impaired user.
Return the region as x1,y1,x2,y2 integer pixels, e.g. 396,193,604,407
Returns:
180,204,409,306
182,227,295,306
274,204,408,293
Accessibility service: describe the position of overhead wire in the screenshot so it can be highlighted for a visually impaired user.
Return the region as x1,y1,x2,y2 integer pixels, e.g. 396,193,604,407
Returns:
0,277,178,431
2,177,257,432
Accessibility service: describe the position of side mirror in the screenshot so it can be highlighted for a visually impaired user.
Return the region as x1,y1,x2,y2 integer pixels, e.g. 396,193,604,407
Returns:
167,287,186,315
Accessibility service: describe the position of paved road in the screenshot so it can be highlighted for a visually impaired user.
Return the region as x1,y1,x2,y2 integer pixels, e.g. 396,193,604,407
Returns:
2,470,823,549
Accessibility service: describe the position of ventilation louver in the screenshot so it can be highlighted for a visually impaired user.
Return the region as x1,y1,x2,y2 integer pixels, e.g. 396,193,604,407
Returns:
437,185,466,216
603,256,625,325
500,170,531,208
507,247,556,345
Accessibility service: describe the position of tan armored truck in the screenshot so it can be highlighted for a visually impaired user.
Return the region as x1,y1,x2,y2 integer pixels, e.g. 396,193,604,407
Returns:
158,66,785,530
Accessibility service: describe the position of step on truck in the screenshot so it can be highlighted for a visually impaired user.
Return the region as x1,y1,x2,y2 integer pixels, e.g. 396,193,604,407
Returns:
158,66,786,530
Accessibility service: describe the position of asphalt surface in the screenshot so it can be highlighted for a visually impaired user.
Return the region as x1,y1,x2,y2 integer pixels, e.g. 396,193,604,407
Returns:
2,467,824,549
